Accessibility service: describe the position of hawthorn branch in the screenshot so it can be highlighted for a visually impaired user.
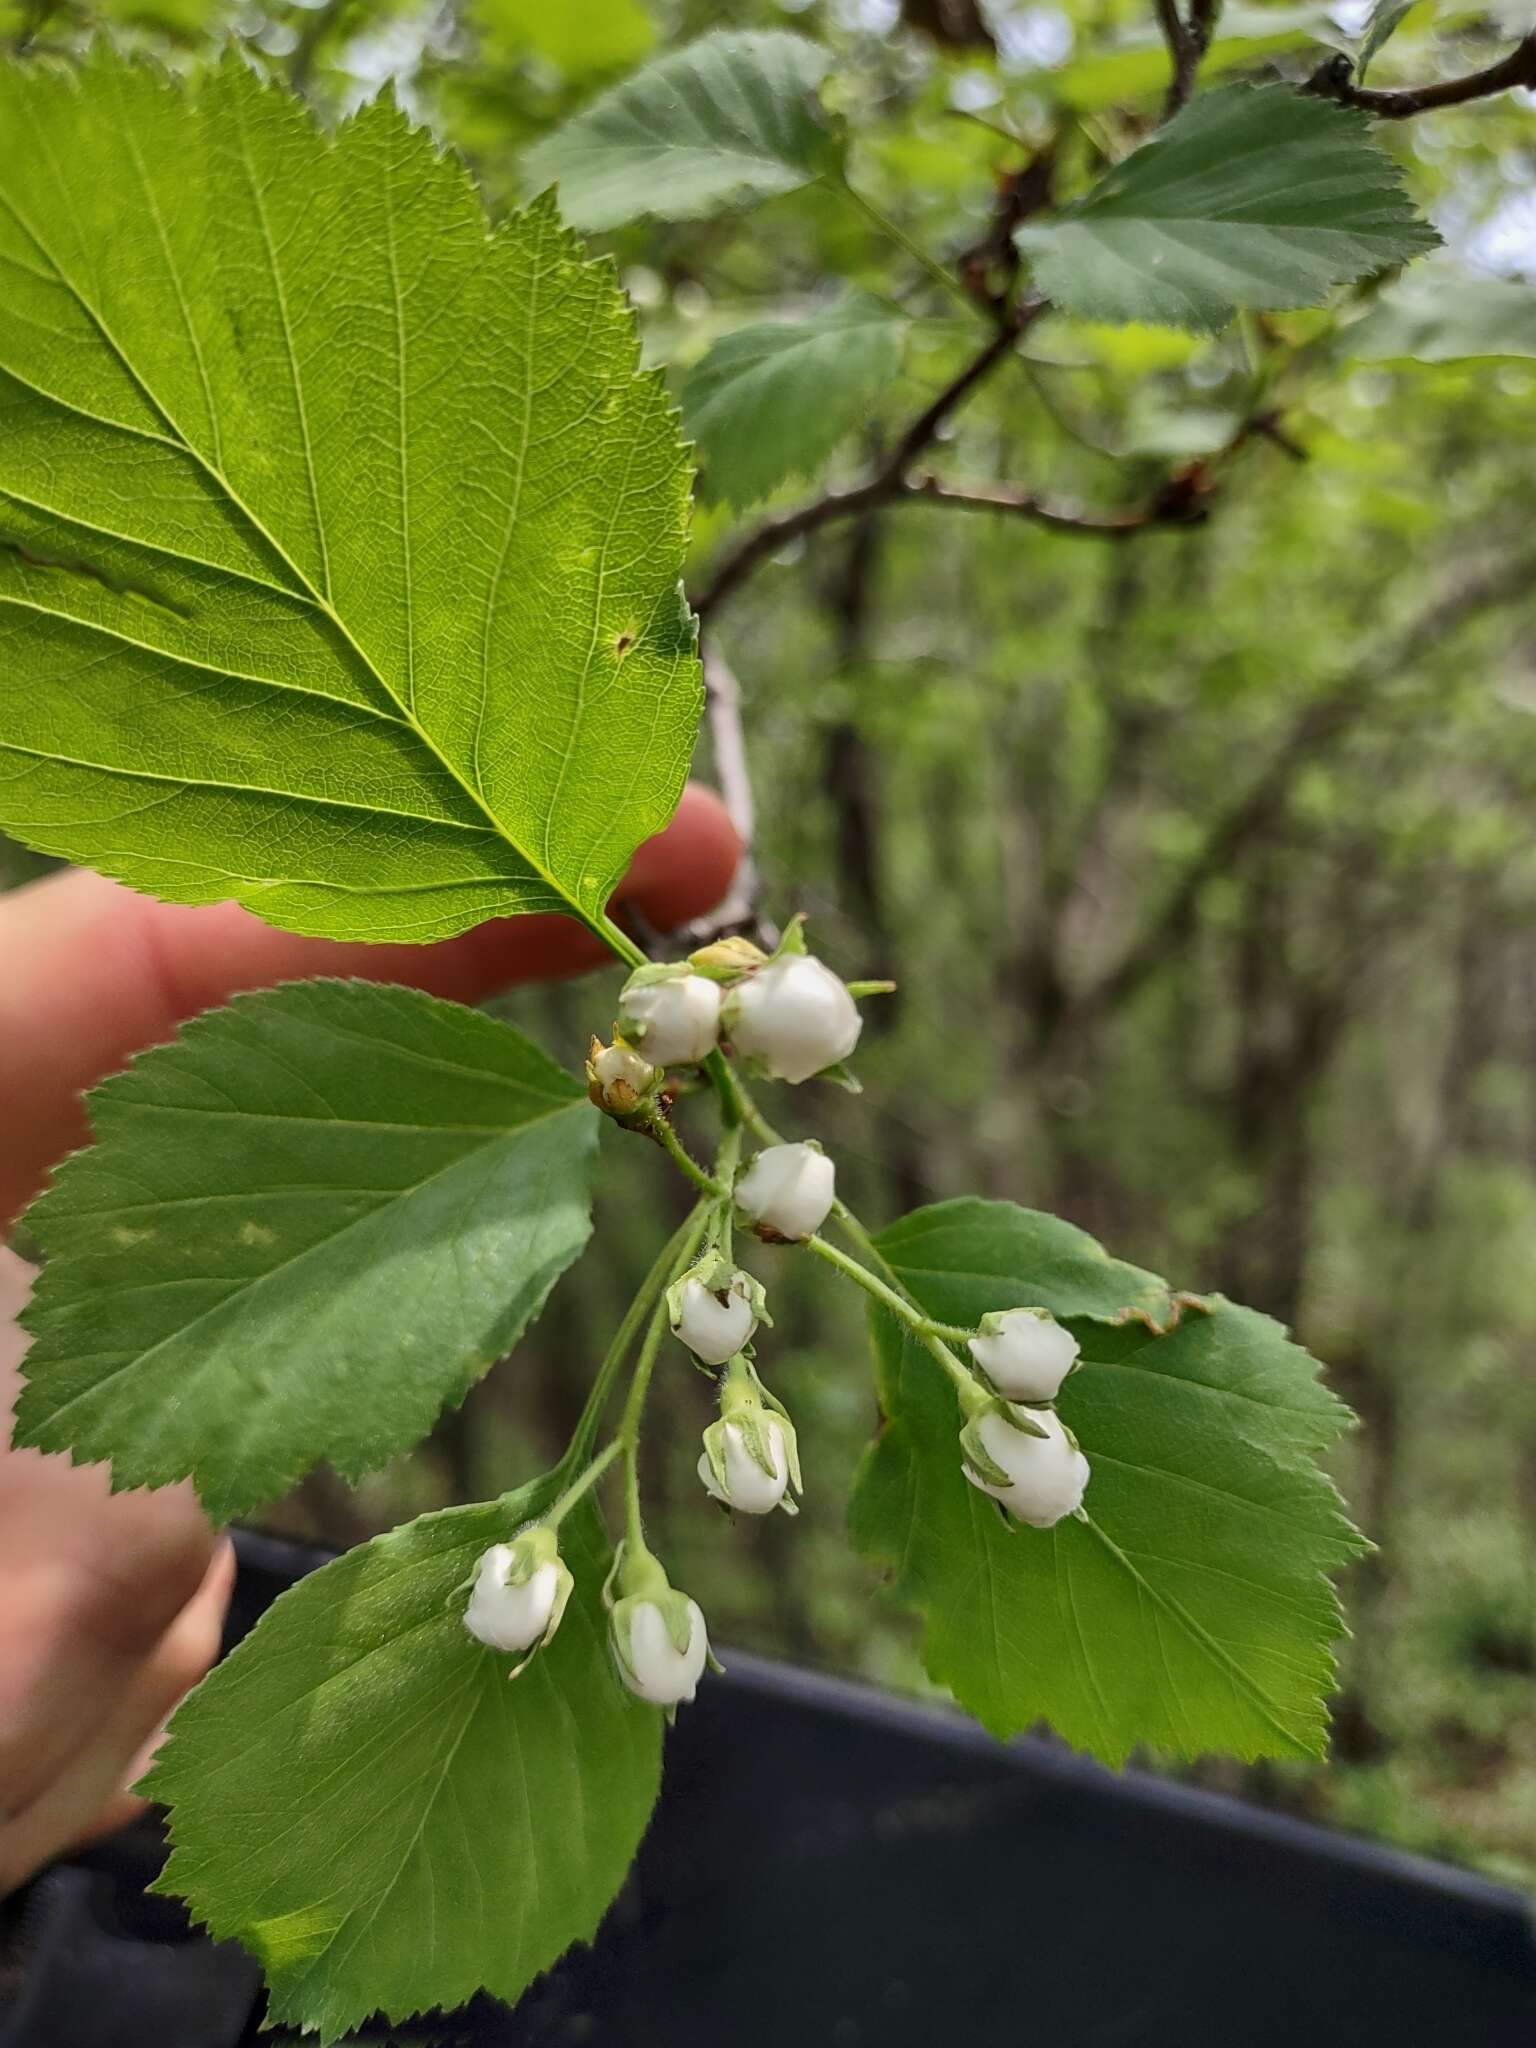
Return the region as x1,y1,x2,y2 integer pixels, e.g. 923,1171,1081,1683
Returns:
691,301,1223,617
1303,35,1536,117
1154,0,1220,119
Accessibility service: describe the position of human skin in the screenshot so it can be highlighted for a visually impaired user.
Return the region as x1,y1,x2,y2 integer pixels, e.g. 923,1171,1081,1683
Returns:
0,787,739,1892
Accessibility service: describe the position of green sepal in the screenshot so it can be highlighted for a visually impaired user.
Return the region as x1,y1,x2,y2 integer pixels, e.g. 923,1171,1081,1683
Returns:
814,1059,863,1093
665,1253,773,1336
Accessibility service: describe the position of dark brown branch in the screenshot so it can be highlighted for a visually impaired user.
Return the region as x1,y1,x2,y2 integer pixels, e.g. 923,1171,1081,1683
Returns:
905,473,1208,538
1154,0,1220,119
1304,35,1536,118
692,311,1035,618
1079,552,1536,1021
686,298,1220,617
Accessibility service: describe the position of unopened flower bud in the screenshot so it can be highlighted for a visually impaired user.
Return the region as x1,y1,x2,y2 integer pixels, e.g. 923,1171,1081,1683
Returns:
735,1141,835,1242
962,1406,1089,1529
699,1415,795,1515
968,1308,1080,1402
687,935,767,980
610,1592,710,1707
617,964,723,1066
669,1260,767,1366
586,1037,658,1117
463,1527,574,1668
724,953,862,1084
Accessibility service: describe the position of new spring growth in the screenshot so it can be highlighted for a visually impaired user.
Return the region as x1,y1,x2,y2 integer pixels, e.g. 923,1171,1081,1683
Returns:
722,917,878,1085
961,1398,1090,1529
463,1525,574,1674
605,1541,713,1711
735,1140,836,1242
668,1252,771,1368
969,1308,1081,1402
698,1356,802,1517
616,962,723,1067
586,1036,658,1121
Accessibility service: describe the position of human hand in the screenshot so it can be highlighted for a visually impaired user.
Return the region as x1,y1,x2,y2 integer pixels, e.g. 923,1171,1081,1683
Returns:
0,790,738,1892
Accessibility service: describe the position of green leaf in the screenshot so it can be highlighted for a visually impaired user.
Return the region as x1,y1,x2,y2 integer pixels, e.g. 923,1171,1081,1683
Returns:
849,1199,1367,1763
681,296,908,509
478,0,655,76
524,29,838,231
17,981,597,1519
0,52,698,945
1342,258,1536,362
1017,85,1440,334
1357,0,1418,76
144,1488,661,2041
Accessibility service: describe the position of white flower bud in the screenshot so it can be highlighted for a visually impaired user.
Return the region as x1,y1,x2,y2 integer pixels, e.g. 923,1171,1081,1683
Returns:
968,1309,1080,1402
618,969,723,1067
463,1538,572,1656
963,1407,1089,1529
611,1594,710,1706
586,1037,657,1117
735,1141,835,1242
698,1417,791,1515
725,954,862,1084
672,1272,758,1366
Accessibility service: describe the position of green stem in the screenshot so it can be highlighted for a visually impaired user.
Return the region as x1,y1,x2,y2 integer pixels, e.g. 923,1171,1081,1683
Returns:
597,913,649,971
620,1296,674,1553
803,1232,978,1401
544,1439,623,1528
712,1122,743,1260
615,1204,713,1553
561,1204,708,1473
836,178,979,318
649,1113,729,1199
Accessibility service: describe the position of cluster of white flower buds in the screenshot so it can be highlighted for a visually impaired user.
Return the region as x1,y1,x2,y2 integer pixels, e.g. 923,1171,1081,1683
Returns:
959,1309,1089,1528
605,918,885,1095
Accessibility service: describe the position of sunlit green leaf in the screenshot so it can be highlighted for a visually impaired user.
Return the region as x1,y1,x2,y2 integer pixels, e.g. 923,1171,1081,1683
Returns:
849,1200,1367,1762
18,981,597,1519
682,295,908,509
146,1489,660,2042
1018,85,1439,333
524,29,838,230
0,52,698,944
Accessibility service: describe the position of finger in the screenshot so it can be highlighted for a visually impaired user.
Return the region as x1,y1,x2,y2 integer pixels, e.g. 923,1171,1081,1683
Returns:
0,1539,233,1893
0,1252,225,1814
0,784,740,1224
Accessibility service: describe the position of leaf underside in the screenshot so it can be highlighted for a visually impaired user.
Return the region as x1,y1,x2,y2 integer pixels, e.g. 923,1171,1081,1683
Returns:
0,50,699,943
17,980,598,1519
145,1490,662,2042
849,1200,1368,1763
682,295,909,509
1017,84,1440,333
524,28,836,231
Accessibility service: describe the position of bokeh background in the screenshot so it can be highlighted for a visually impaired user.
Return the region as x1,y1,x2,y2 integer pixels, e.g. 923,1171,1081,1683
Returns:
5,0,1536,1887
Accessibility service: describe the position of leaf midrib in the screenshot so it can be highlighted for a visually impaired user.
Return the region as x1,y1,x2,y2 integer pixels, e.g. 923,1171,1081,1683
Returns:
0,171,610,933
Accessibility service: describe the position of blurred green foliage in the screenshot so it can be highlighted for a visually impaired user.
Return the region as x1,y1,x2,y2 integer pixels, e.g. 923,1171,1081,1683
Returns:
6,0,1536,1884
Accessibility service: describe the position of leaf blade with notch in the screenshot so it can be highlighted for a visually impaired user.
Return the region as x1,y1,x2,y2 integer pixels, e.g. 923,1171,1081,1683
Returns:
524,29,838,230
682,296,908,509
0,51,698,945
849,1199,1367,1762
1016,85,1439,334
16,980,598,1519
144,1489,661,2041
